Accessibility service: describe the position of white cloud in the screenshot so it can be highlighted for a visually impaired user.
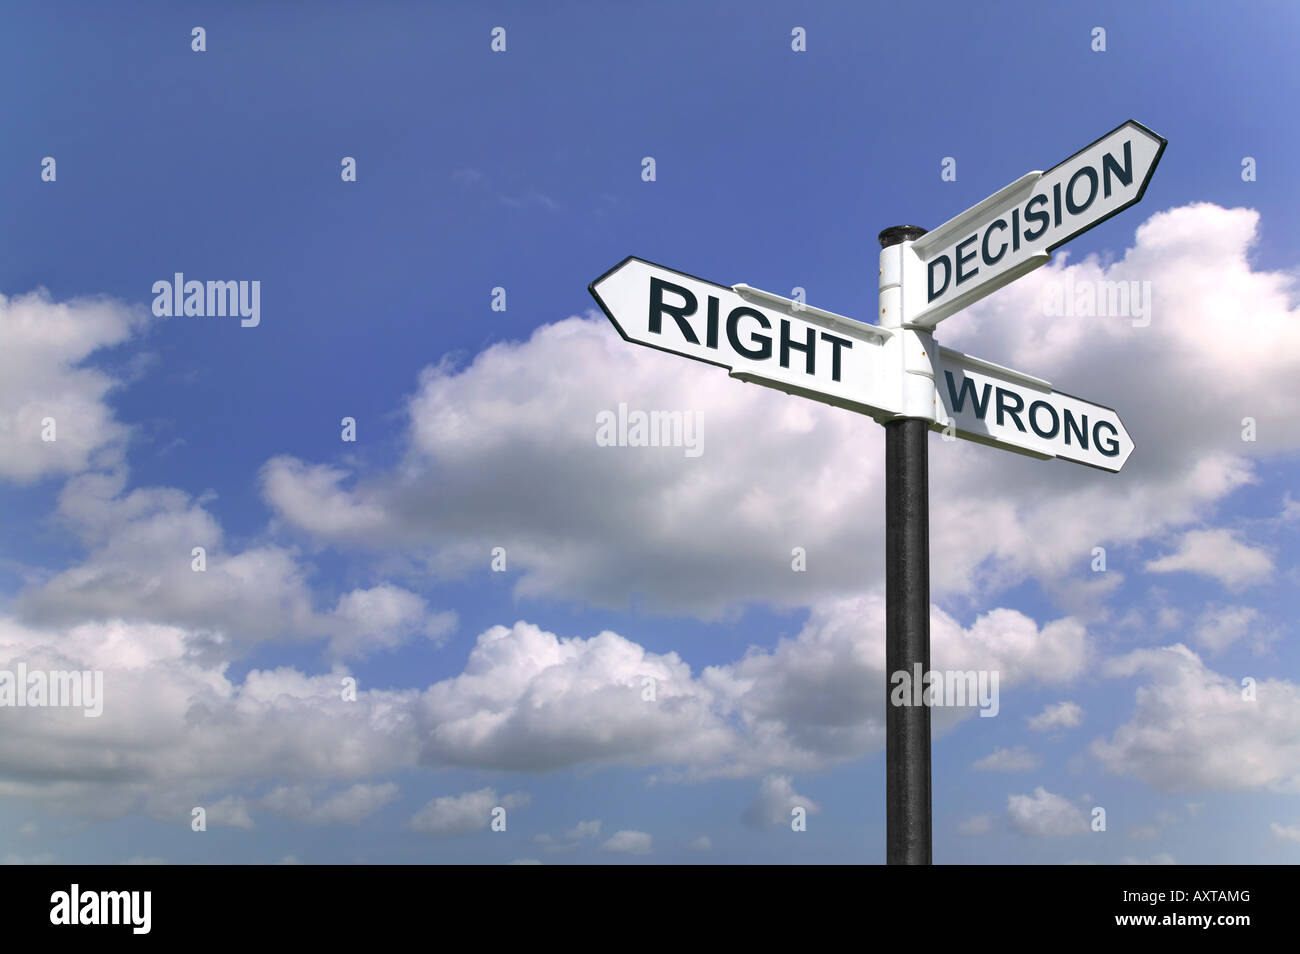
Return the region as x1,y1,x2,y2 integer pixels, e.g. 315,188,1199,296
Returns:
957,814,993,836
533,819,602,853
14,472,450,661
417,621,738,773
742,775,821,829
0,614,426,818
694,596,1088,776
261,458,391,540
1145,529,1273,589
1193,604,1264,653
566,819,601,840
1007,788,1089,837
1156,606,1183,631
17,472,317,650
203,795,255,830
407,788,528,837
416,600,1081,780
7,198,1300,865
260,783,399,825
326,586,456,659
600,830,652,855
0,290,143,483
1270,822,1300,844
1028,701,1083,731
0,593,1096,821
1093,644,1300,792
260,204,1300,622
688,835,712,851
973,746,1040,772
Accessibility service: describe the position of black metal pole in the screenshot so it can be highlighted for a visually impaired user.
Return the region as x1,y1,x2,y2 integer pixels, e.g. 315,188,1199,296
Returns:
879,225,932,865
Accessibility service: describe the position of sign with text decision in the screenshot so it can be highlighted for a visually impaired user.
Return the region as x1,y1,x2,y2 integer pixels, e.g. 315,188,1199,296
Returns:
906,120,1167,329
935,346,1133,471
589,257,904,420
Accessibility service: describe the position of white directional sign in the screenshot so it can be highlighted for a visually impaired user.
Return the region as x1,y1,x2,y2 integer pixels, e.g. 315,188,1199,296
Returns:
934,346,1133,471
906,120,1166,329
589,257,905,420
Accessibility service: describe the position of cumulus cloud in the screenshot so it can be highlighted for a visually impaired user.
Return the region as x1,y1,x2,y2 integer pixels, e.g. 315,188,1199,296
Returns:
0,589,1097,822
203,795,255,830
742,775,820,829
1028,701,1083,731
261,458,391,539
600,830,652,855
416,621,738,774
260,782,399,825
17,471,317,649
1092,644,1300,792
418,600,1081,781
14,471,451,661
940,204,1300,479
0,290,143,483
1007,788,1089,837
1192,604,1266,653
1146,529,1273,590
533,819,602,853
407,788,528,837
326,586,456,659
0,614,424,819
412,598,1084,779
697,596,1088,776
1270,822,1300,844
2,203,1298,862
973,746,1040,772
258,204,1300,622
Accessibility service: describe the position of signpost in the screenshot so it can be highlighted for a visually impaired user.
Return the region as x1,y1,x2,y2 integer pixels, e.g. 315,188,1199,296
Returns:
588,118,1165,864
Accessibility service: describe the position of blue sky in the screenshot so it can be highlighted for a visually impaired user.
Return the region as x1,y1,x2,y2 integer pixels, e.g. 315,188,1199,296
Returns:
1,0,1298,864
